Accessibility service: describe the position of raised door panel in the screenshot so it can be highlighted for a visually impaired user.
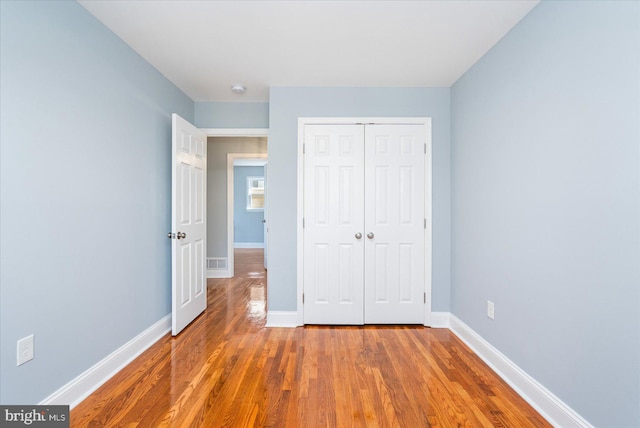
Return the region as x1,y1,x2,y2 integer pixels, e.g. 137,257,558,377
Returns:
180,242,192,305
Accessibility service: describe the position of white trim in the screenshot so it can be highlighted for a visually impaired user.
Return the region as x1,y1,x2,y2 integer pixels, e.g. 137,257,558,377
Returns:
449,314,593,428
234,242,264,249
265,311,300,328
234,158,268,167
203,128,269,137
429,312,450,328
296,117,432,326
206,268,231,278
227,153,268,278
295,117,431,125
296,120,305,326
423,119,433,327
40,315,171,409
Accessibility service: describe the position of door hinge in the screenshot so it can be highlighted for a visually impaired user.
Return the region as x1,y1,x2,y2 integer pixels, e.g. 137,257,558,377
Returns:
303,144,306,154
303,218,305,228
424,292,427,303
424,143,427,154
424,218,427,229
302,293,305,304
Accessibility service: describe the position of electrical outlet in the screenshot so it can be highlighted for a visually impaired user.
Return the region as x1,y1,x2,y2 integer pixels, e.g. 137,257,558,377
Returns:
17,335,34,366
487,301,495,320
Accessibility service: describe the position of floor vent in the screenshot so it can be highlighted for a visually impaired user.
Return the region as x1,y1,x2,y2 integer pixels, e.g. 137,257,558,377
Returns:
207,258,228,270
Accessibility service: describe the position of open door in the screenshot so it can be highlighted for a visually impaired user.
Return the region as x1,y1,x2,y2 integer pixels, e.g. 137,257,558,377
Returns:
171,114,207,335
263,162,268,269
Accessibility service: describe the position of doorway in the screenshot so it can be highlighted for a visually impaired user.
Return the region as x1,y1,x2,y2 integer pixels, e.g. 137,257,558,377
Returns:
226,153,268,277
203,130,268,279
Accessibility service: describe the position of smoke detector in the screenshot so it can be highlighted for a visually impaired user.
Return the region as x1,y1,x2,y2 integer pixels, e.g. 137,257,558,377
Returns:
231,84,246,94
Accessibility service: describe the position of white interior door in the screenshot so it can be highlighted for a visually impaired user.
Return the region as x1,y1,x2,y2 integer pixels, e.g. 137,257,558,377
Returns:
263,162,268,269
171,113,207,335
364,125,425,323
303,125,365,324
302,121,428,325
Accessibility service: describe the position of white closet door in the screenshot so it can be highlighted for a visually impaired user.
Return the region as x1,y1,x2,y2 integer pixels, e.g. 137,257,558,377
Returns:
303,125,365,324
364,124,425,324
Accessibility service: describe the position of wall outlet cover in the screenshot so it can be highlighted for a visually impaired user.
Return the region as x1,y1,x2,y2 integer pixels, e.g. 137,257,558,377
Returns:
17,334,34,366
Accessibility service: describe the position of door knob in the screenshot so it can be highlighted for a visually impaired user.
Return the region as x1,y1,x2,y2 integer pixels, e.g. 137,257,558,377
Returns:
262,219,267,223
177,232,186,239
367,232,374,239
167,232,175,239
355,232,362,239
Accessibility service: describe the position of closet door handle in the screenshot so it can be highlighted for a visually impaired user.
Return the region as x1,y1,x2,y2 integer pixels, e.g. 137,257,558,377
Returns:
367,232,374,239
355,232,362,239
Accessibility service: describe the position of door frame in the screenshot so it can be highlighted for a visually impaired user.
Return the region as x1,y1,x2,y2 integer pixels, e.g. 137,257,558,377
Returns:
201,128,268,278
296,117,433,326
226,153,268,277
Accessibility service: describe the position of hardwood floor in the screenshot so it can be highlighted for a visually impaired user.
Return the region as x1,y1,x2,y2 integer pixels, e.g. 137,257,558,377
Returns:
71,249,550,427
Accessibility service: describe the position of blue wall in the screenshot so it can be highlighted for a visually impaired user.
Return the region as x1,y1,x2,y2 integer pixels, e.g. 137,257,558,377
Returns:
195,102,269,128
268,87,451,312
451,1,639,426
234,166,265,244
0,1,193,404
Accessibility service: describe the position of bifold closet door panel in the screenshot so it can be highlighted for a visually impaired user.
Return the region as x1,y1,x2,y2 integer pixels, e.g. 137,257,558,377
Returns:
364,124,426,324
303,124,365,325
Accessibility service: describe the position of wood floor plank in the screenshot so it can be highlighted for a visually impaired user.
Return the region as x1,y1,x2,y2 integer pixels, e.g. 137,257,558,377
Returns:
71,248,550,427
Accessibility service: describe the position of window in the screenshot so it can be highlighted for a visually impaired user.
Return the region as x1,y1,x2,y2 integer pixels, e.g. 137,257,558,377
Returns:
247,176,264,211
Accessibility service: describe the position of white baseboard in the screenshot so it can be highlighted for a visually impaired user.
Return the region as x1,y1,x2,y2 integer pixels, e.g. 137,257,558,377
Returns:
448,314,592,428
40,314,171,409
206,268,231,278
234,242,264,249
36,307,591,427
265,311,299,328
429,312,450,328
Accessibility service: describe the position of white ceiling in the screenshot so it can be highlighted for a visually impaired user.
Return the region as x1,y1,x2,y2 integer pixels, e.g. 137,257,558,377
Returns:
78,0,539,102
